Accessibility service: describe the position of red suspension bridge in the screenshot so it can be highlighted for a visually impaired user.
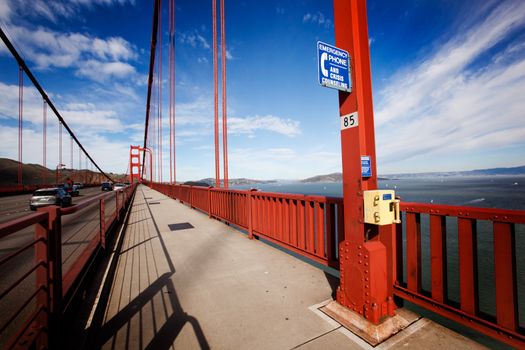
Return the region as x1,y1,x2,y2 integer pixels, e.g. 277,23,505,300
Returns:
0,0,524,349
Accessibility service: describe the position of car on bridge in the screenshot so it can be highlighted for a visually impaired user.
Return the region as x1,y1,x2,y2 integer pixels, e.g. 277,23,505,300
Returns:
113,183,126,191
74,182,84,189
101,182,113,191
29,188,72,210
57,183,79,197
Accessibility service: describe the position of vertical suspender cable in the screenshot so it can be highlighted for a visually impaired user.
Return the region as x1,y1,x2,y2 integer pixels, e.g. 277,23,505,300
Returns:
142,0,160,179
59,122,62,178
70,137,73,175
43,101,47,184
158,0,163,183
213,0,220,187
58,122,62,184
220,0,228,188
18,67,23,187
169,0,176,184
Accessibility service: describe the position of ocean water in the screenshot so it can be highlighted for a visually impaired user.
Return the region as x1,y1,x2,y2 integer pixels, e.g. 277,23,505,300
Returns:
235,175,525,210
234,176,525,328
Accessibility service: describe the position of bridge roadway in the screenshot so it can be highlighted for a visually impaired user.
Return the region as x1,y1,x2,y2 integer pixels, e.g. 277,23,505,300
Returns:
78,185,487,349
0,186,117,346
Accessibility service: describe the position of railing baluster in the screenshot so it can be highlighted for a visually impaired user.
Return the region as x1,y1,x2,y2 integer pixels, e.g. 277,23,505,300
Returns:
315,202,325,258
458,217,478,315
493,221,518,331
291,199,298,247
406,212,421,293
298,200,305,250
306,201,315,255
430,214,447,303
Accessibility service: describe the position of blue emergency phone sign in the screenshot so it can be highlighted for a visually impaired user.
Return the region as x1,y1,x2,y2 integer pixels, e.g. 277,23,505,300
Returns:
317,41,352,92
361,156,371,177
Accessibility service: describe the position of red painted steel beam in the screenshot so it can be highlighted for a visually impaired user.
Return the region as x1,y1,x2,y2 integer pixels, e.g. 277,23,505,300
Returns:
493,222,518,331
334,0,393,323
429,214,447,303
18,67,23,187
221,0,229,188
402,202,525,224
158,0,163,183
43,101,47,184
169,0,176,184
213,0,220,187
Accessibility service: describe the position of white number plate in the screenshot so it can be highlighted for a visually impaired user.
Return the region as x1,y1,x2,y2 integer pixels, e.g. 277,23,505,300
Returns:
340,112,358,130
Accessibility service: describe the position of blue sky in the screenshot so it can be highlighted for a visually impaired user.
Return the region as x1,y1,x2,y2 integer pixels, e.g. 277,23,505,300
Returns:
0,0,524,181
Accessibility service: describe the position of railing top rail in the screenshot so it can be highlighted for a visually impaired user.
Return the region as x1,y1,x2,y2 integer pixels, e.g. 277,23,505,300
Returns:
60,186,133,215
401,201,525,224
253,190,343,204
0,211,48,239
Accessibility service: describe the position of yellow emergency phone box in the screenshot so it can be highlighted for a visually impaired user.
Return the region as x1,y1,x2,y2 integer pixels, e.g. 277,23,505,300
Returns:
363,190,401,225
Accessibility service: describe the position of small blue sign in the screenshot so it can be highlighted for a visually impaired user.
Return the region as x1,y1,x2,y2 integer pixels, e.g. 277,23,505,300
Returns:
317,41,352,92
361,156,371,178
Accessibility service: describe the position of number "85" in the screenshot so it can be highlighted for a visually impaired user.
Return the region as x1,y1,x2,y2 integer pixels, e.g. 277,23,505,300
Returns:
341,112,358,130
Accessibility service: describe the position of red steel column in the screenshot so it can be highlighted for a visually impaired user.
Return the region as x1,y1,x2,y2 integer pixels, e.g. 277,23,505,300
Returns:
220,0,229,188
18,67,23,187
213,0,220,187
158,0,163,183
169,0,176,184
334,0,395,323
43,101,47,184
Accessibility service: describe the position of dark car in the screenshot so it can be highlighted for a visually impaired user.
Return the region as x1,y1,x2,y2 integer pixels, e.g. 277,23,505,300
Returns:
30,188,72,210
57,183,79,197
101,182,113,191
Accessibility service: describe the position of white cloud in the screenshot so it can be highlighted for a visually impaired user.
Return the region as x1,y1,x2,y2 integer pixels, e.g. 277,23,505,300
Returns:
0,0,12,21
225,147,340,180
0,24,140,85
229,115,301,137
76,60,136,81
2,0,134,23
374,1,525,172
302,11,332,28
178,30,210,49
0,81,142,136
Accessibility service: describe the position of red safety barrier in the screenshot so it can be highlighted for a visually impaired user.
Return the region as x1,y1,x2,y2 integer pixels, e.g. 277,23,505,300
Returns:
146,182,343,268
0,183,137,349
395,202,525,348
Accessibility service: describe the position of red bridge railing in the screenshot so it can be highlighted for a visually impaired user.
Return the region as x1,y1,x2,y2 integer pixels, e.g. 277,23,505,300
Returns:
148,182,524,348
395,202,525,348
0,184,137,349
149,183,343,268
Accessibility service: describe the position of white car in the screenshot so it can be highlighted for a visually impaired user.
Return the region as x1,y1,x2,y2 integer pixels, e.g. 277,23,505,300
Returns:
30,188,72,210
113,183,126,191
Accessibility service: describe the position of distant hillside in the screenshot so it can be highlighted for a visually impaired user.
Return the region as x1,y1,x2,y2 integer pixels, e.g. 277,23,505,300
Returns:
386,165,525,178
0,158,124,186
301,172,342,183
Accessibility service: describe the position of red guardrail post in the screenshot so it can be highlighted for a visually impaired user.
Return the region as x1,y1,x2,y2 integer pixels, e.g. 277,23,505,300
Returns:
208,187,212,218
33,211,50,348
35,206,62,348
100,198,106,249
248,189,256,239
115,190,120,220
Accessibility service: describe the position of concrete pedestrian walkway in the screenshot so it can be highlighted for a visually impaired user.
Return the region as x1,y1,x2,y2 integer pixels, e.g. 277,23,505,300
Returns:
89,185,487,349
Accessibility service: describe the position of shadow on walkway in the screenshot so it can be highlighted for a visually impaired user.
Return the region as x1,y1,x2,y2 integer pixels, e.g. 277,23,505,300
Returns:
86,187,210,349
